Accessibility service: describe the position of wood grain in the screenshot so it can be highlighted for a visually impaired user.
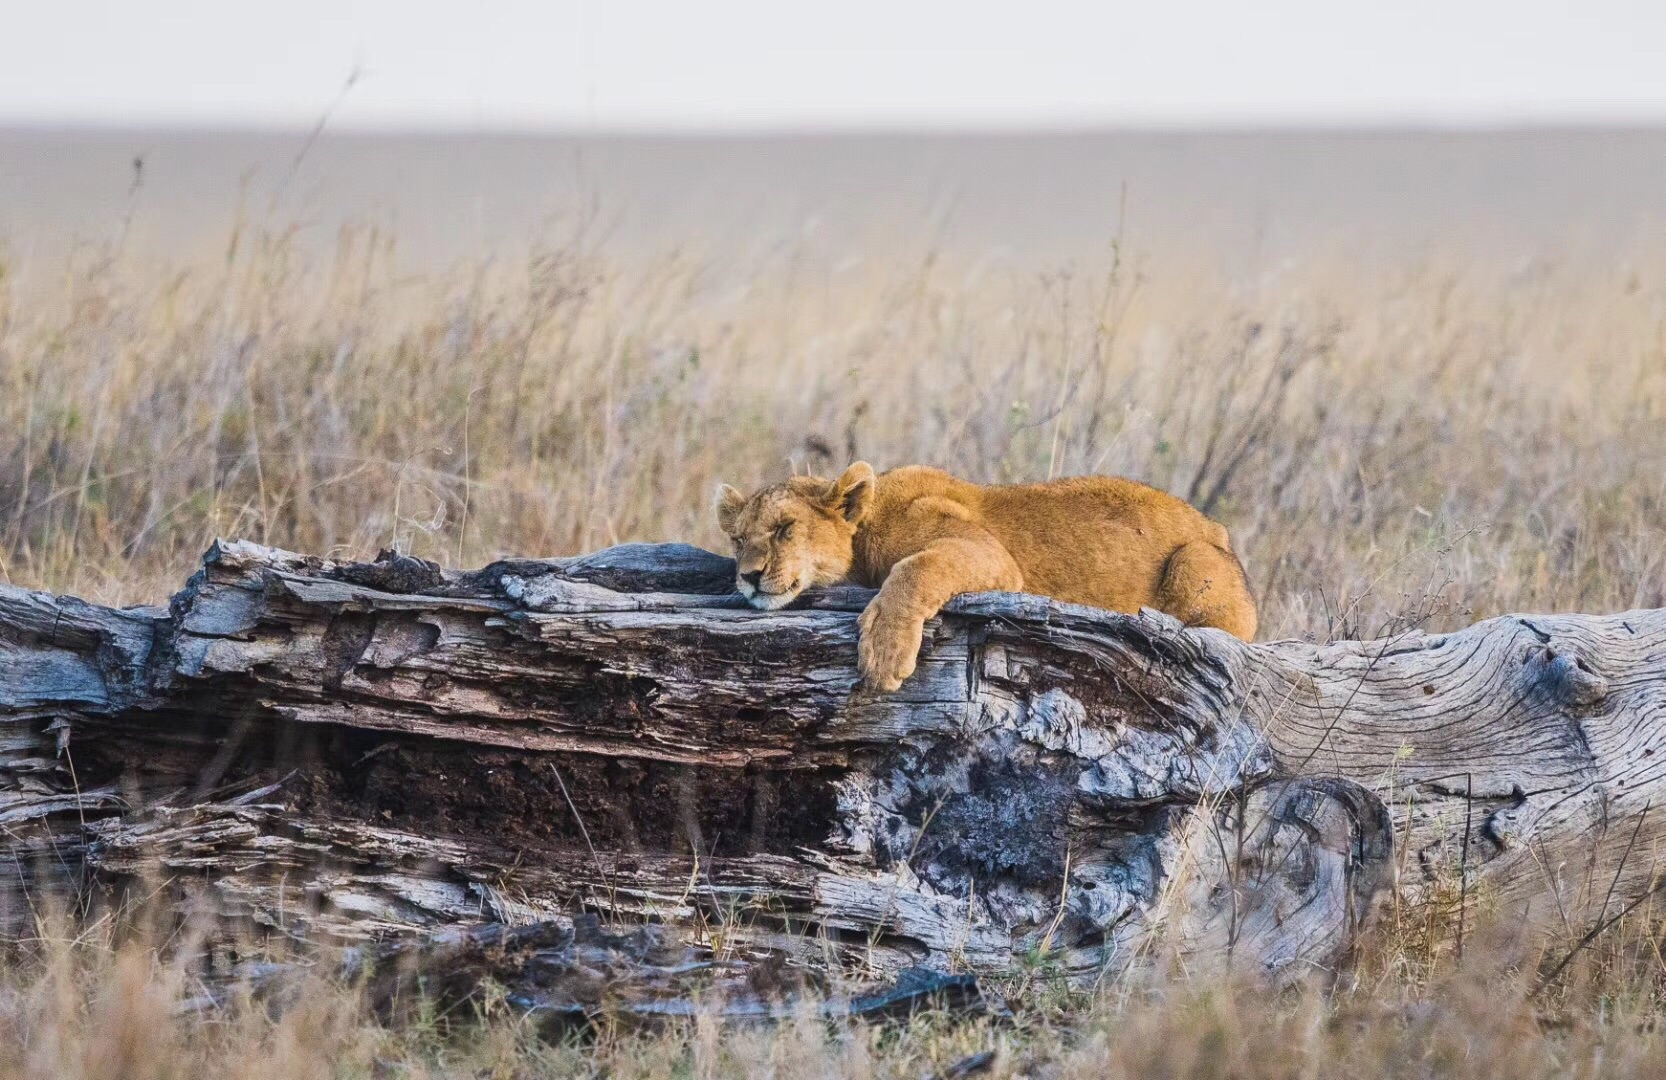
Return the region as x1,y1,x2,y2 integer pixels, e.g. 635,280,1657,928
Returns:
4,539,1658,990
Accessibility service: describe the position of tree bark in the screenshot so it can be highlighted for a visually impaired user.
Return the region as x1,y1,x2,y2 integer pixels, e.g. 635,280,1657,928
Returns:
3,540,1662,997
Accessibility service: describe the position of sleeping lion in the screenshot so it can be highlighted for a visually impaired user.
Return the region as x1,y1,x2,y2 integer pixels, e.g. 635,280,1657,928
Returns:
715,463,1257,691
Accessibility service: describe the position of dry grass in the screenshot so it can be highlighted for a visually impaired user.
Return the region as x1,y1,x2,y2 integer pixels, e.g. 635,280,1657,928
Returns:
3,220,1664,639
4,907,1666,1079
4,203,1666,1074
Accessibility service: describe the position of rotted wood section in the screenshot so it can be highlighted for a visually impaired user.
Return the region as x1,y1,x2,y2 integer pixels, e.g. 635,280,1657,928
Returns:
2,539,1662,1003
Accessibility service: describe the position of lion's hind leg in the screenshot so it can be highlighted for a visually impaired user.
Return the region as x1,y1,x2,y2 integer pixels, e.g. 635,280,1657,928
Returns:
1154,541,1258,641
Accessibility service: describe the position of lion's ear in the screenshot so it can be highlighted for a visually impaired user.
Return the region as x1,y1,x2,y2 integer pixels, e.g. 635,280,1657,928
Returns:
826,462,875,524
715,484,746,532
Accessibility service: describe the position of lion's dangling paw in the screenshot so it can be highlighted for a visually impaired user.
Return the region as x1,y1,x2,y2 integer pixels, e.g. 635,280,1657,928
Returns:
856,597,922,692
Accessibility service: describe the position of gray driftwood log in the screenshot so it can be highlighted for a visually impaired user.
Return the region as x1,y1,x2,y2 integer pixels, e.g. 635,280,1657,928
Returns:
3,540,1663,1003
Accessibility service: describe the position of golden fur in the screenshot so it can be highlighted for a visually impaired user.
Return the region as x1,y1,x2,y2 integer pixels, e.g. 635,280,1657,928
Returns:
716,463,1256,691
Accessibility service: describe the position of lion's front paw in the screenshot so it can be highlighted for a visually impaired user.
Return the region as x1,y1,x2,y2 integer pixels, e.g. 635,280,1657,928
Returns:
857,598,924,692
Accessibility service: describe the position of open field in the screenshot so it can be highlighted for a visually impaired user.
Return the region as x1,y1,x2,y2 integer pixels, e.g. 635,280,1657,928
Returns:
3,129,1666,1075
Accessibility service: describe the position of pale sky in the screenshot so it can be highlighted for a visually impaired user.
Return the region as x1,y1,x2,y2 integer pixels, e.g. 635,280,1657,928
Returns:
6,0,1666,129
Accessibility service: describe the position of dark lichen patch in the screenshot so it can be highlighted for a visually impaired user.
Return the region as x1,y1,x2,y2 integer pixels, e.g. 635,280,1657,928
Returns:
869,733,1076,893
922,754,1075,888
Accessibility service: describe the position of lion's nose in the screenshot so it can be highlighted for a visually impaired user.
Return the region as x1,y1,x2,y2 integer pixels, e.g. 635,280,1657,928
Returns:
740,570,763,587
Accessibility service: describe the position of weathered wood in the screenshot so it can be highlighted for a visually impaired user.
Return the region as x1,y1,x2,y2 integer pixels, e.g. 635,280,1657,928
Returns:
176,913,1004,1024
4,539,1663,993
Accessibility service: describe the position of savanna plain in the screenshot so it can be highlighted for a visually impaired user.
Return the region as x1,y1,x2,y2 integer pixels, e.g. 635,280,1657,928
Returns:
3,130,1666,1076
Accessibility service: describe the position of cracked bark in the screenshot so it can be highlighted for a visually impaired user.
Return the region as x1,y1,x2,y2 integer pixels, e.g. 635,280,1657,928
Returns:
3,539,1661,1000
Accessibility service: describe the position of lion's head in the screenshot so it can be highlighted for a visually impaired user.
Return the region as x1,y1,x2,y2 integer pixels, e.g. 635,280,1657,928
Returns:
714,462,876,609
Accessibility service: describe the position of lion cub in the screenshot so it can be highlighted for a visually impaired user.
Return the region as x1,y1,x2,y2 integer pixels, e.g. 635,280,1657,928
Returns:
715,463,1256,691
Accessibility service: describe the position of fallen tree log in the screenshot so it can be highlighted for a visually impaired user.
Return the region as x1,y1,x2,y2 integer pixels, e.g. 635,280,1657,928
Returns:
2,540,1663,999
175,914,1005,1026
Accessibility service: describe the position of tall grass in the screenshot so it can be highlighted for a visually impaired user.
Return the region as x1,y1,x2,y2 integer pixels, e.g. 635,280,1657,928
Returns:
3,223,1663,640
4,207,1666,1075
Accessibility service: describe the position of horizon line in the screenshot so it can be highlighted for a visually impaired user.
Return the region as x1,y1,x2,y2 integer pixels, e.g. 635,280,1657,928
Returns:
8,116,1666,139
